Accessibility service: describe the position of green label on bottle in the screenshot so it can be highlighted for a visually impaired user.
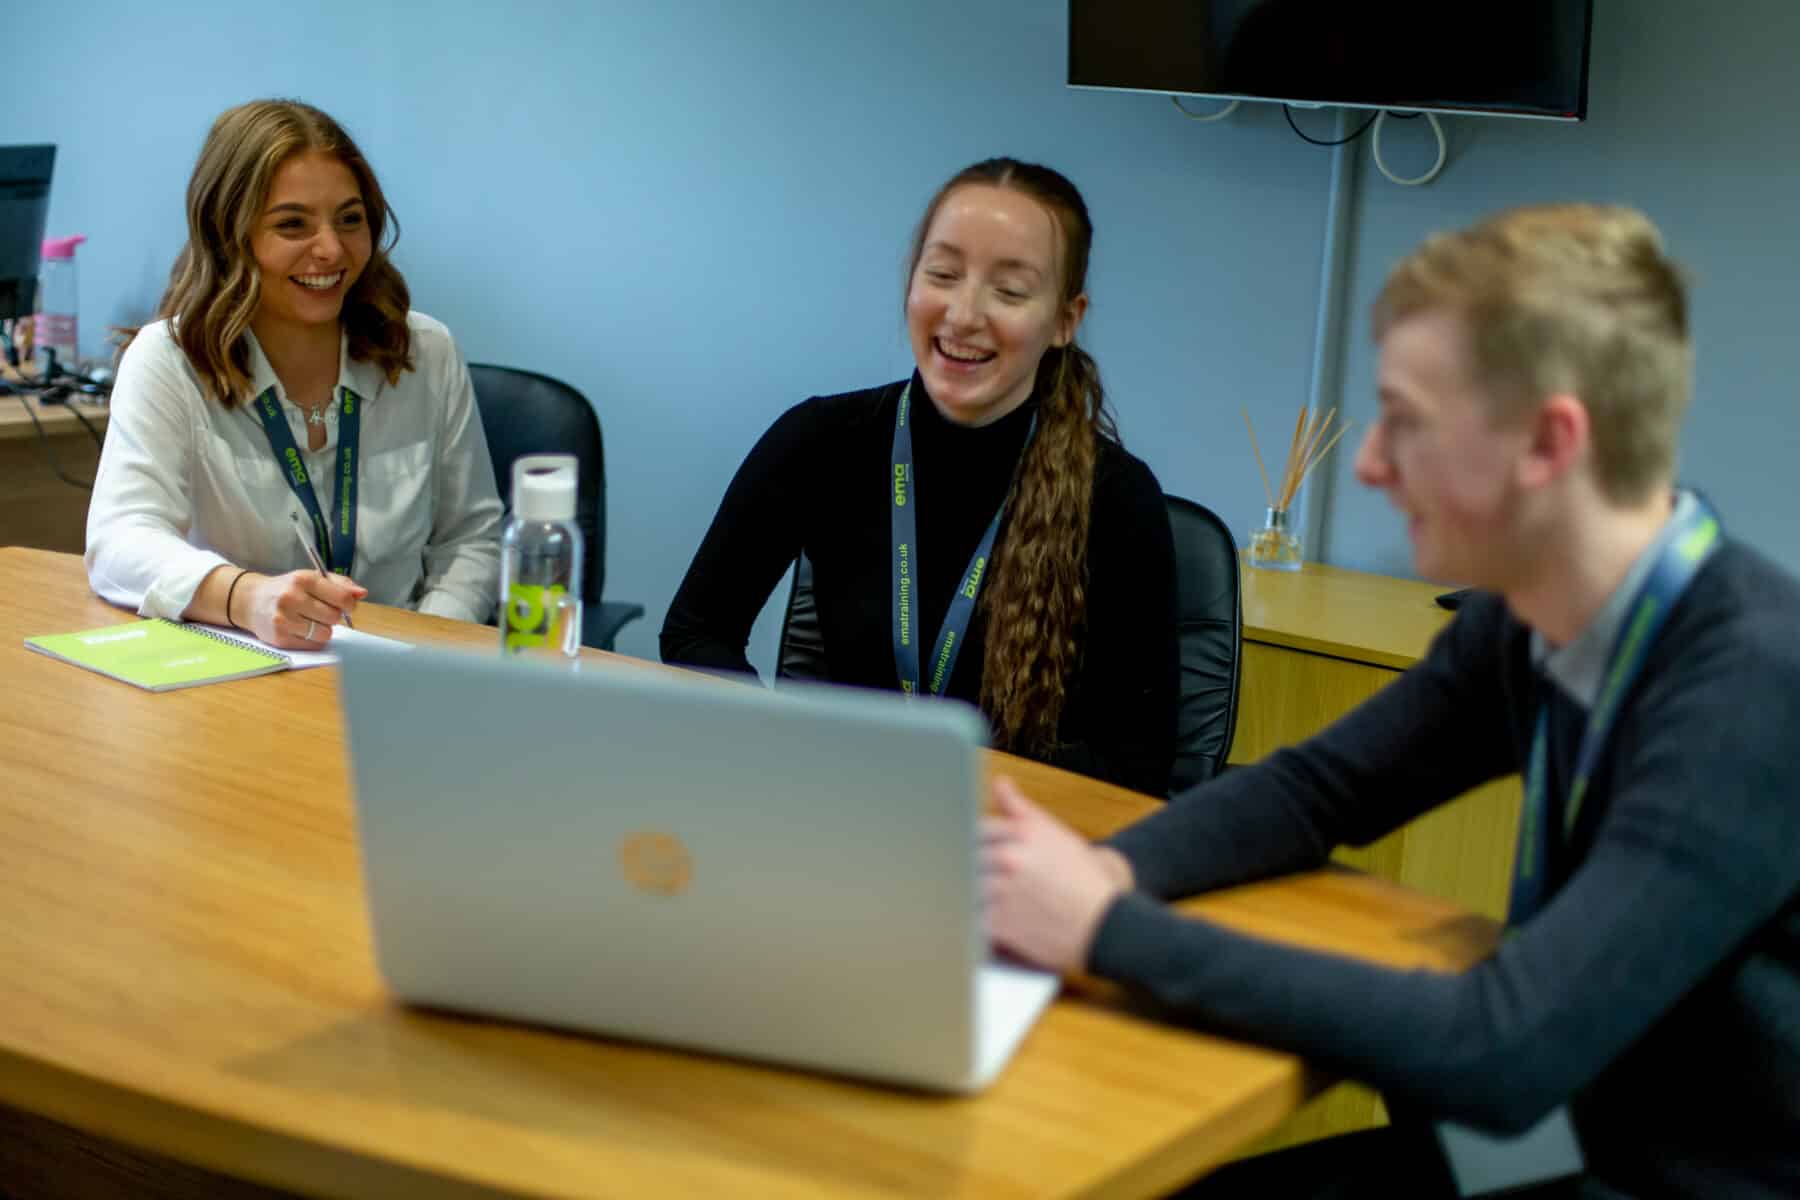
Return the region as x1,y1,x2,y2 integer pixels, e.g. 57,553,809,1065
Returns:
504,582,566,652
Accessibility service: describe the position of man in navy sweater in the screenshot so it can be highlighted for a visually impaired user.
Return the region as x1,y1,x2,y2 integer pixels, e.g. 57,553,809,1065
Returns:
983,204,1800,1199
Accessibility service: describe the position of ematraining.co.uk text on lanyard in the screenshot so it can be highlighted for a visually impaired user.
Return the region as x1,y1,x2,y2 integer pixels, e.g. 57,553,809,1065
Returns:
249,385,361,574
889,380,1034,697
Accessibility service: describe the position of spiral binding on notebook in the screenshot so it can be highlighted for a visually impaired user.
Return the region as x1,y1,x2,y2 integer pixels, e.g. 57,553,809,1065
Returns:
156,619,293,667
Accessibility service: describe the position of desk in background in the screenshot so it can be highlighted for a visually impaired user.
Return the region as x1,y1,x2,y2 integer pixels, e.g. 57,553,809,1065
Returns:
0,393,107,553
1228,558,1523,1154
0,547,1499,1199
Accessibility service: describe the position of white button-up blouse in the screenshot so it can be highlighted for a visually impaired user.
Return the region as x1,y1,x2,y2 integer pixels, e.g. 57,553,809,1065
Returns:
85,312,504,624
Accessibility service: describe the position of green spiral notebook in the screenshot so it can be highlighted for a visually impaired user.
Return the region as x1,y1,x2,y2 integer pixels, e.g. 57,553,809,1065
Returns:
25,618,293,692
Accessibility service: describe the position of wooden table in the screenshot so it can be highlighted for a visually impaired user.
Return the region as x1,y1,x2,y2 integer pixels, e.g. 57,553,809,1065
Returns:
0,391,108,553
1226,558,1523,1153
0,547,1499,1199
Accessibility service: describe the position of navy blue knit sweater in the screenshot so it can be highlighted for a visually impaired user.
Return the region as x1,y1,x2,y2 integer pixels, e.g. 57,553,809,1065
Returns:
1093,541,1800,1199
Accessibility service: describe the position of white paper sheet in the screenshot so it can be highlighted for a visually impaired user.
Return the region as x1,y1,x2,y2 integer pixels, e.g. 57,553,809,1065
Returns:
190,623,411,669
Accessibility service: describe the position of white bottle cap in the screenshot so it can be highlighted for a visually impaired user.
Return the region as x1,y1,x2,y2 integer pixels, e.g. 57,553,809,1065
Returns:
512,454,578,521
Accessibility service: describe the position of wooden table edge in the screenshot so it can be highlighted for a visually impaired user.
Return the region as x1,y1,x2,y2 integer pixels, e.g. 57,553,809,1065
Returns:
1071,1064,1320,1199
0,1047,518,1199
1242,627,1422,671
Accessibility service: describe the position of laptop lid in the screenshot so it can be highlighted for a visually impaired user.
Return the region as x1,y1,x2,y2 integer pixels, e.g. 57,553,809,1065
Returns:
338,643,1010,1090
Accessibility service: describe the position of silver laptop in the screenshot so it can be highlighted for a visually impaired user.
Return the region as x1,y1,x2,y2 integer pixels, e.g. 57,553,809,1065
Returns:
336,642,1059,1093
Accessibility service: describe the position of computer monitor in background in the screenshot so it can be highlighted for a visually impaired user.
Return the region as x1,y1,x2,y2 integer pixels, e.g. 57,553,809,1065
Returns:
0,146,56,322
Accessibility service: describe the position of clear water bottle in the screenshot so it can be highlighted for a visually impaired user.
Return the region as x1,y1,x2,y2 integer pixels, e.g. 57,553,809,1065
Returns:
499,454,585,661
35,234,85,376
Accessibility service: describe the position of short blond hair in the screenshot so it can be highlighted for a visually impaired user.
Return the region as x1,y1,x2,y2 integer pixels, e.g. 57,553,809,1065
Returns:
1373,203,1692,503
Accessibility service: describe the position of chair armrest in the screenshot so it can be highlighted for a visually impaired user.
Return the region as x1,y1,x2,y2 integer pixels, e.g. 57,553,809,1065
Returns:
582,600,646,653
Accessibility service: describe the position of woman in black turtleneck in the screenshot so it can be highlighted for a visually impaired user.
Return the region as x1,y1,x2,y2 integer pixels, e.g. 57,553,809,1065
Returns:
661,158,1177,796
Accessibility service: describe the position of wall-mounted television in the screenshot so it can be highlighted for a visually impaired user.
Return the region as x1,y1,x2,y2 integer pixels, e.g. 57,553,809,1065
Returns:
1069,1,1594,122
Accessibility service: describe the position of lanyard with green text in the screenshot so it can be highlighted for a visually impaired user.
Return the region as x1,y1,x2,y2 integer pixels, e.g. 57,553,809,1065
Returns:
249,385,362,575
890,380,1034,696
1506,494,1721,925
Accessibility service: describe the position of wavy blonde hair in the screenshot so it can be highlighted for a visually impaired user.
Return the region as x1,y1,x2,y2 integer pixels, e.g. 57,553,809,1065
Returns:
147,99,412,406
1373,203,1691,503
905,159,1118,756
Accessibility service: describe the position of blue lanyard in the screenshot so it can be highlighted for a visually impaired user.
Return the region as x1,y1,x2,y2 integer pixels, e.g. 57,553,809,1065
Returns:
249,385,362,575
889,380,1035,697
1506,495,1722,925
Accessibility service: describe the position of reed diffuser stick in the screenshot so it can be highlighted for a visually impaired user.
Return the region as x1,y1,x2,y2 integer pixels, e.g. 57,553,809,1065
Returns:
1308,406,1337,463
1300,421,1354,482
1282,409,1314,510
1283,406,1335,510
1281,406,1308,512
1242,407,1275,508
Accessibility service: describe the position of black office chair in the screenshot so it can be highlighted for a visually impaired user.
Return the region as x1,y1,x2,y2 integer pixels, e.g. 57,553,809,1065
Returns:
469,363,644,652
774,496,1243,792
1164,494,1243,793
775,552,828,682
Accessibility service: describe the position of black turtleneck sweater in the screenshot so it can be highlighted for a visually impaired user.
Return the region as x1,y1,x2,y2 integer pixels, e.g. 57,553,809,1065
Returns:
661,376,1178,796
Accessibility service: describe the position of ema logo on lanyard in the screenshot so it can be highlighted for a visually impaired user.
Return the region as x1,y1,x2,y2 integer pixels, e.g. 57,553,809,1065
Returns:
961,556,987,600
250,384,363,576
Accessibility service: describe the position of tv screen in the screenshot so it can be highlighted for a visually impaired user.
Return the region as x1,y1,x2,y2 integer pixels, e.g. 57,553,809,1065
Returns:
1069,1,1594,121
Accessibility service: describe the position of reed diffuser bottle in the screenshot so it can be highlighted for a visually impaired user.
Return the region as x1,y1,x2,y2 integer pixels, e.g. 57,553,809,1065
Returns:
1250,506,1303,571
1243,405,1351,572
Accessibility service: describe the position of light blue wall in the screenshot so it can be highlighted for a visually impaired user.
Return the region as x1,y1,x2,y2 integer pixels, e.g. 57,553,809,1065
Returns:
1320,0,1800,576
9,0,1796,661
7,1,1333,663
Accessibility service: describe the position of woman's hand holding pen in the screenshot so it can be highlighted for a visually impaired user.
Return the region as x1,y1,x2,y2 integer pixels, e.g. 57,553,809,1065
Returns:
263,509,364,645
232,569,367,649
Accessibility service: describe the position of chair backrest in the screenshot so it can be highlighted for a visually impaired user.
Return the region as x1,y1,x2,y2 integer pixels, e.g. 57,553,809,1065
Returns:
1165,494,1242,792
468,363,607,607
776,553,829,682
776,496,1244,792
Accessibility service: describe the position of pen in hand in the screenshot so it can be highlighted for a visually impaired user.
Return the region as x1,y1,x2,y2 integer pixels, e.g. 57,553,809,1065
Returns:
288,510,355,629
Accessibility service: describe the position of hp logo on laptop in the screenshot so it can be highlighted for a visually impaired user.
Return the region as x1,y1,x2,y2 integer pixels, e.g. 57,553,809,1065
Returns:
619,831,693,896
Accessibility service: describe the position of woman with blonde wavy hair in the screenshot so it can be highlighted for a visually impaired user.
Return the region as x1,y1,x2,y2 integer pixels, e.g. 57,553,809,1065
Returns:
87,99,502,647
662,158,1177,793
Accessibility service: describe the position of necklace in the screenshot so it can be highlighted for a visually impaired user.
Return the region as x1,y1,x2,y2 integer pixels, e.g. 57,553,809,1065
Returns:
302,403,330,428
